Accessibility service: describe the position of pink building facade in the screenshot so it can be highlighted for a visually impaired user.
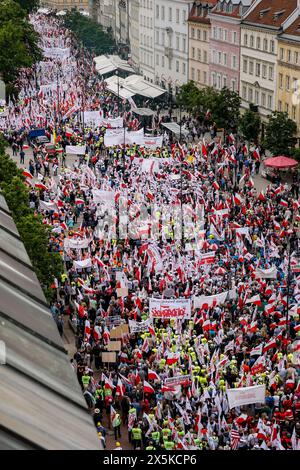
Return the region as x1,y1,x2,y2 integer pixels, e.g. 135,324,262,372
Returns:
209,0,253,92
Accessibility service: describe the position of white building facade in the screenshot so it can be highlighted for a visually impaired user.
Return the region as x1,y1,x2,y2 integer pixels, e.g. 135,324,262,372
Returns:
139,0,155,83
129,0,141,73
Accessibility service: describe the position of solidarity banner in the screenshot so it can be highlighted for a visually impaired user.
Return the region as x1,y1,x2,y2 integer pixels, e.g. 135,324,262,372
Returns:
194,291,228,310
143,135,163,150
104,128,144,147
92,189,115,204
101,117,123,128
43,47,70,60
65,238,91,250
198,252,216,265
254,266,277,279
128,318,153,334
149,298,191,319
227,385,266,409
66,145,86,155
164,375,191,386
73,258,92,269
83,111,103,127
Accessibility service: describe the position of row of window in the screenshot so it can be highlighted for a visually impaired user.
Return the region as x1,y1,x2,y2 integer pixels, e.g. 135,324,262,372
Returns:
140,34,153,48
153,53,186,74
242,85,273,109
279,48,299,65
278,74,299,92
278,101,297,120
243,34,275,53
211,50,237,69
191,27,208,42
212,27,238,44
155,5,186,23
155,31,187,52
242,58,274,81
191,68,208,85
141,0,153,9
140,15,153,29
191,47,208,64
211,72,237,92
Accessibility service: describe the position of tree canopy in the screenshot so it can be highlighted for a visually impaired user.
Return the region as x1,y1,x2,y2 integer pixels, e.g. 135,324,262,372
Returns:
263,111,297,156
239,110,261,142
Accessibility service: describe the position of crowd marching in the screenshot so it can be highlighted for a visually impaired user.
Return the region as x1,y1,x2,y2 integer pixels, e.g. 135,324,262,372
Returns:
1,13,300,451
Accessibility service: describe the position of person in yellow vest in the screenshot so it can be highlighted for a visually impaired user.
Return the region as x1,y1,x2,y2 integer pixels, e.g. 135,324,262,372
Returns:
164,439,175,450
131,425,142,449
82,372,91,389
112,411,121,440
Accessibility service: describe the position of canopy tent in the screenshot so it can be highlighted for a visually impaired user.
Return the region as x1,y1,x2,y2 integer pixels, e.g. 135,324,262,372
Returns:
94,55,135,75
56,10,67,16
132,108,156,117
104,74,166,100
161,122,189,137
264,156,298,169
37,7,50,14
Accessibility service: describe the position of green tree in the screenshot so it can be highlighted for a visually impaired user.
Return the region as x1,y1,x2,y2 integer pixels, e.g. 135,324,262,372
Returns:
263,111,297,156
213,88,241,132
15,0,39,12
239,110,261,142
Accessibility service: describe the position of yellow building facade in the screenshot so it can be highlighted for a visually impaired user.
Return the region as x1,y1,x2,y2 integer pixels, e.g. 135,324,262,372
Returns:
276,18,300,139
40,0,90,14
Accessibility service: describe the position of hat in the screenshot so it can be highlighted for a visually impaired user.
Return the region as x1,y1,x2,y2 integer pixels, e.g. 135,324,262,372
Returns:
115,442,121,447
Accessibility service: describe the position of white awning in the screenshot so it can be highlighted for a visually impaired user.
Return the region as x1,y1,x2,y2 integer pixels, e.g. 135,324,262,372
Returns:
104,74,166,100
94,55,135,75
56,10,66,16
161,122,189,136
37,7,50,14
105,76,135,99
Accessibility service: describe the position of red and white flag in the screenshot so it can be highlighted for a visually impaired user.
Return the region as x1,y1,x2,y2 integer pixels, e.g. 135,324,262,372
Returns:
144,380,155,394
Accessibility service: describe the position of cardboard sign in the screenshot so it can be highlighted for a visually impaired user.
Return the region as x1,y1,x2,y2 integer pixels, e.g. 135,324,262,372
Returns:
110,325,124,339
116,287,128,298
107,340,122,351
101,352,116,363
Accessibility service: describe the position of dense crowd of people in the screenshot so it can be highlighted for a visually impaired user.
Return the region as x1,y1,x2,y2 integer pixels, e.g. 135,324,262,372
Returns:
2,13,300,451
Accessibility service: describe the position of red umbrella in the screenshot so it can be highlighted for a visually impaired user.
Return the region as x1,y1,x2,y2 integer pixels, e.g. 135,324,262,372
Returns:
264,156,298,169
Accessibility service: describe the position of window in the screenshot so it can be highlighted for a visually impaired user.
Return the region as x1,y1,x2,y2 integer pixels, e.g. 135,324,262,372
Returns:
278,100,282,111
256,63,261,77
183,38,186,52
263,38,268,51
212,72,217,87
191,28,195,38
204,51,207,63
203,31,207,41
250,35,254,47
213,27,217,39
243,59,247,73
268,95,273,109
249,61,254,74
294,51,298,64
292,105,296,120
197,70,201,82
248,88,253,102
262,64,267,79
232,55,237,69
233,31,237,43
162,55,165,67
218,52,222,64
176,9,179,23
287,49,291,62
279,73,283,88
256,37,261,49
176,36,179,49
183,10,186,23
156,30,159,44
223,53,227,66
162,32,165,45
197,29,201,40
192,47,195,59
224,30,228,41
223,76,227,88
286,75,290,91
161,6,165,20
156,5,159,18
269,66,273,81
285,103,289,114
191,68,195,80
242,86,247,99
183,62,186,75
217,74,221,89
261,93,266,107
255,90,259,104
270,40,275,53
156,54,159,65
293,78,298,92
231,79,236,91
244,34,248,46
198,49,201,61
218,28,222,40
169,7,172,21
176,60,179,72
280,48,284,60
203,71,207,84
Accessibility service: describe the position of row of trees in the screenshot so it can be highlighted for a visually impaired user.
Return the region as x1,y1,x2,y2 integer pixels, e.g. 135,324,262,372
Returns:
0,137,63,301
177,81,298,157
0,0,41,98
63,9,116,56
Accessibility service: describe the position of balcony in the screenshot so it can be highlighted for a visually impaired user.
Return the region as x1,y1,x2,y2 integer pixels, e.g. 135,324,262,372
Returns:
164,47,173,59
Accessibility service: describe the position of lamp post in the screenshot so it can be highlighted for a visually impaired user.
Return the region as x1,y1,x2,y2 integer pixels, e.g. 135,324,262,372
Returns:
116,70,120,116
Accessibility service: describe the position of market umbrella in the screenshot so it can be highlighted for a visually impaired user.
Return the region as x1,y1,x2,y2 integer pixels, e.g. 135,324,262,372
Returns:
264,156,298,169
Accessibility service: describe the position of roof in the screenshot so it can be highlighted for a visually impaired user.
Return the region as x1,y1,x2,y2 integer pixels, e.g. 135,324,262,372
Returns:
281,14,300,38
211,0,252,19
188,1,218,25
94,55,135,75
161,122,190,136
0,193,100,450
105,74,166,99
132,108,156,117
243,0,297,29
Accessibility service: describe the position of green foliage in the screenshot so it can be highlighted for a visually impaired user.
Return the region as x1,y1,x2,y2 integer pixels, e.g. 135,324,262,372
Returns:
0,150,64,302
15,0,39,12
64,9,116,55
291,147,300,163
239,110,261,142
0,0,41,91
177,83,241,131
263,111,297,156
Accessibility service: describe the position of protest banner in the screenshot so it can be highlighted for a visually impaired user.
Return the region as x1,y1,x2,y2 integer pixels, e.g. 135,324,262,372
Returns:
128,318,153,333
194,291,228,309
65,145,86,155
226,385,266,409
149,298,191,319
101,352,117,363
164,375,191,386
107,341,122,351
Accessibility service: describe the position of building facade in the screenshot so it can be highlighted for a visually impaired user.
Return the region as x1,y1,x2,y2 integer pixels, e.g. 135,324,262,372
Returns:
277,14,300,137
94,0,116,33
154,0,192,96
139,0,155,83
240,0,297,121
41,0,90,13
188,1,217,88
128,0,141,73
209,0,253,93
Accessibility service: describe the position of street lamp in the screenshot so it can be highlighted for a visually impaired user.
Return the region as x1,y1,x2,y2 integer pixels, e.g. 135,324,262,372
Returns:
116,70,120,116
